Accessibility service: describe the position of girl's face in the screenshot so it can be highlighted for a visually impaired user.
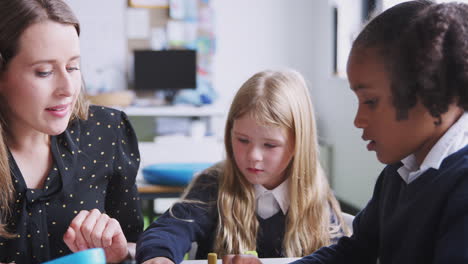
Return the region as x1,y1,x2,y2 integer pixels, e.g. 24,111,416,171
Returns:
0,20,81,138
347,48,448,165
231,114,294,190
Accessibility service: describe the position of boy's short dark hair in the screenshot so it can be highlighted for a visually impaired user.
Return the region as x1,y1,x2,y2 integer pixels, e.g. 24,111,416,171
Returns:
353,0,468,122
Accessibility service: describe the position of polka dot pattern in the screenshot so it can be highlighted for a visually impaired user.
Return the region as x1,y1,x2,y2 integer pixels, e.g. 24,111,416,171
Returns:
0,106,143,263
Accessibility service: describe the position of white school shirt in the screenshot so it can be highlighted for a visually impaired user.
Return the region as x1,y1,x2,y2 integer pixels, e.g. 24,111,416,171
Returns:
398,112,468,184
254,179,290,219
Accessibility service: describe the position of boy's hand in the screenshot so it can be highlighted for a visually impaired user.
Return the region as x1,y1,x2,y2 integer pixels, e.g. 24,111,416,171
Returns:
223,254,262,264
63,209,129,263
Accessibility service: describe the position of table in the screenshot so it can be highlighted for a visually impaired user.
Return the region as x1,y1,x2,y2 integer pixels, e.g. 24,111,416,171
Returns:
137,179,186,221
181,258,300,264
138,183,186,200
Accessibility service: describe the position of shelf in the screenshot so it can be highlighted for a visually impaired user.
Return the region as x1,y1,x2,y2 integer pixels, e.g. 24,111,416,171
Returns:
122,104,225,117
128,0,169,8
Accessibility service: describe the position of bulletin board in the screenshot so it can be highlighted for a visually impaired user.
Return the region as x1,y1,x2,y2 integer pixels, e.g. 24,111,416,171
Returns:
126,0,216,101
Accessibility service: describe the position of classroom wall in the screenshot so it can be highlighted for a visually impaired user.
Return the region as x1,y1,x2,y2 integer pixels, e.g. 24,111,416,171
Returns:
212,0,322,110
66,0,382,209
66,0,128,92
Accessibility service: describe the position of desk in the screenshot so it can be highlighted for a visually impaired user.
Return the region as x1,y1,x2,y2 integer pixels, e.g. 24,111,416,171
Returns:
181,258,300,264
137,179,186,221
138,183,186,200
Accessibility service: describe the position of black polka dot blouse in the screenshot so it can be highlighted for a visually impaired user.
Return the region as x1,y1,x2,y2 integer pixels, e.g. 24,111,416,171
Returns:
0,105,143,264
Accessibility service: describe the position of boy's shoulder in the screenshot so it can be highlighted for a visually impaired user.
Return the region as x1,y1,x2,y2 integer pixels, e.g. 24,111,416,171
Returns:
443,144,468,168
381,144,468,179
440,145,468,191
374,147,468,199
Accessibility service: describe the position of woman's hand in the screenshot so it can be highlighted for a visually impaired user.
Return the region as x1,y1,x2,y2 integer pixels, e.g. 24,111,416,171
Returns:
63,209,129,263
142,257,175,264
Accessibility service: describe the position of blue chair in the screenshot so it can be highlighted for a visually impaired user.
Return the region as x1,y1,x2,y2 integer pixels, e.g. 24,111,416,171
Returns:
143,162,213,186
42,248,105,264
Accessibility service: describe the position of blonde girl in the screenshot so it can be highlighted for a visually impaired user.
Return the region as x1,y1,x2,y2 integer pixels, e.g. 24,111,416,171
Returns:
137,70,348,264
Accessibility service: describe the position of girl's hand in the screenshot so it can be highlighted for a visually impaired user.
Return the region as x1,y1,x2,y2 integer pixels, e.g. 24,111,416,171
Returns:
142,257,175,264
63,209,129,263
223,255,263,264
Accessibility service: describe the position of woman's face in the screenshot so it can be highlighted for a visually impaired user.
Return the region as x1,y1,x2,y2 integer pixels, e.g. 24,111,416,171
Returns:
0,20,81,137
231,114,294,190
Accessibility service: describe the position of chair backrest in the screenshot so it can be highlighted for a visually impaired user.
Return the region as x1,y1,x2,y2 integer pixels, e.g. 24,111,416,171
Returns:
342,212,355,234
188,241,198,260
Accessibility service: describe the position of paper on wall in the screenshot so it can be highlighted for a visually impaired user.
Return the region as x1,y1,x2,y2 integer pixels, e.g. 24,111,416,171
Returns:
126,8,150,39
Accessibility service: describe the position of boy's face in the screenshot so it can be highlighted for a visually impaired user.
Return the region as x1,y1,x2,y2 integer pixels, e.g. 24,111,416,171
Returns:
347,48,441,165
231,114,294,190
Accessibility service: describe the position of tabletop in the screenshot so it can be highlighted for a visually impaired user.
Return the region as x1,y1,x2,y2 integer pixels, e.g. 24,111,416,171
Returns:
181,258,300,264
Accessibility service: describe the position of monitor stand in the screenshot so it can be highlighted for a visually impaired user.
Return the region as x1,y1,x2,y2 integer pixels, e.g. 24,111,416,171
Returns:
133,90,179,106
163,90,178,105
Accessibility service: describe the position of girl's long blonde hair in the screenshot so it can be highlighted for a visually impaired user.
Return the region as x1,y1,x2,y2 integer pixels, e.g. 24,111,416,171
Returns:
214,70,347,257
0,0,89,238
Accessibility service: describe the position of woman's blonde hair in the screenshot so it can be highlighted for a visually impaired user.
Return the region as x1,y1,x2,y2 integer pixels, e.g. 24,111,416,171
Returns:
214,69,347,257
0,0,89,237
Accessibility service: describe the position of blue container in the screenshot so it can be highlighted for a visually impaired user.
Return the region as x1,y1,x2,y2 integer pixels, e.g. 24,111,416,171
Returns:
143,162,213,186
42,248,106,264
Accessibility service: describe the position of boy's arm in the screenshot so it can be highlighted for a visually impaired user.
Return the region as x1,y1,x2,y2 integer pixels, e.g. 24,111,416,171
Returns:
433,173,468,263
290,218,378,264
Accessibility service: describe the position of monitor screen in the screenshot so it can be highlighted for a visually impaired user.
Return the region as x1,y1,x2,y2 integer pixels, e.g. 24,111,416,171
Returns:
134,50,197,91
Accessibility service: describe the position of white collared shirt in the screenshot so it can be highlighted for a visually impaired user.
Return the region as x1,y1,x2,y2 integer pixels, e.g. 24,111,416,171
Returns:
254,179,290,219
398,112,468,184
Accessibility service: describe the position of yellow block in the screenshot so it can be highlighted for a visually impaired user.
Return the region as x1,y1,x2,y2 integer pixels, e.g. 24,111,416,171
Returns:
208,252,217,264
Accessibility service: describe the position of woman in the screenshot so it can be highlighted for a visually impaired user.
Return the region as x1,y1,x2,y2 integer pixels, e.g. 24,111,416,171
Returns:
0,0,143,263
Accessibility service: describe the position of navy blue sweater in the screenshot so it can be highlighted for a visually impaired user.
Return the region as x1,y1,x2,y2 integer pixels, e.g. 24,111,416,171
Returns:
136,167,289,264
293,145,468,264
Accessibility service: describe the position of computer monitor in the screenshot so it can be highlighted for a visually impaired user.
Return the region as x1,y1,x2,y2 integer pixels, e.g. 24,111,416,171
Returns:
133,50,197,101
